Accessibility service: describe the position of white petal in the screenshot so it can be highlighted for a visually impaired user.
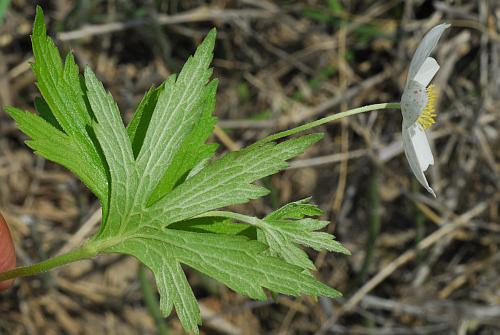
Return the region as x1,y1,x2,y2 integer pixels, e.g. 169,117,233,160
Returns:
400,80,427,126
409,123,434,170
402,123,436,197
413,57,440,87
407,24,450,83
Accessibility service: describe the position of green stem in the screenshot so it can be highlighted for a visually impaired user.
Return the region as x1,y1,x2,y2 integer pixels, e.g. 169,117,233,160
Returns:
255,102,401,145
0,244,98,283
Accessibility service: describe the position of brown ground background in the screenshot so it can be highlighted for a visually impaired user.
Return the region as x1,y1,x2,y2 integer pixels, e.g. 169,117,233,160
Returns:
0,1,499,334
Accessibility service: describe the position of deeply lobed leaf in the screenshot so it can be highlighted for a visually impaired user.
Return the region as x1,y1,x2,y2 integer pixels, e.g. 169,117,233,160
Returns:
7,8,348,334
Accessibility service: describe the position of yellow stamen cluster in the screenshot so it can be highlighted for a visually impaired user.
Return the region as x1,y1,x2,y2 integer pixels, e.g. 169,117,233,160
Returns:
417,84,437,129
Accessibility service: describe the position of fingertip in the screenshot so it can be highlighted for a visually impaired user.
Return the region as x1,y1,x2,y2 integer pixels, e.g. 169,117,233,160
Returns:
0,213,16,292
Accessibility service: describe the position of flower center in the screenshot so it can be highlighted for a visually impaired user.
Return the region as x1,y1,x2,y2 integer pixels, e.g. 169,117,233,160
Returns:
417,84,437,129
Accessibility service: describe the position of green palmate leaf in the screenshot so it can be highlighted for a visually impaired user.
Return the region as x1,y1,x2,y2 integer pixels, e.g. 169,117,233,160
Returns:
8,8,348,334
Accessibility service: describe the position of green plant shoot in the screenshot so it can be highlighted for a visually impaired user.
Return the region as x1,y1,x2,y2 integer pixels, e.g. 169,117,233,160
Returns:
0,7,402,334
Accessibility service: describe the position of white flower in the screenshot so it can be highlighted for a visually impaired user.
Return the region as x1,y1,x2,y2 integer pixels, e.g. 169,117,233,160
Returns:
401,24,450,197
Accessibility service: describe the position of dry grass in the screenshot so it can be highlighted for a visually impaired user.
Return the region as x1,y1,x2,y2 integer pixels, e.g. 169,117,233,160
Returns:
0,1,499,334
